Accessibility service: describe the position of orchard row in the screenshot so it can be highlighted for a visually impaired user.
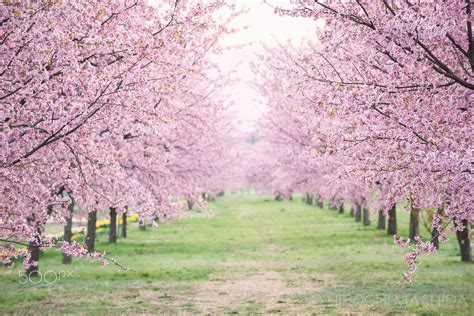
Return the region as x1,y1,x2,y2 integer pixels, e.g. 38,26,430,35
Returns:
1,1,237,272
247,1,472,281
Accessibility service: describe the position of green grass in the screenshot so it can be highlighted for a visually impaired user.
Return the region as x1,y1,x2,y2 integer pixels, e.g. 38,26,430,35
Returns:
0,193,472,314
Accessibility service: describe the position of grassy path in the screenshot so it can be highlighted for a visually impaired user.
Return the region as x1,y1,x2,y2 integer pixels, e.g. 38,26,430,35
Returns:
0,194,472,314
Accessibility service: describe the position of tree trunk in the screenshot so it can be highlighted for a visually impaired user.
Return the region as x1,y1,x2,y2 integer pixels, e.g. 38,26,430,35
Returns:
318,197,324,208
109,207,117,243
456,219,472,262
338,204,344,214
187,199,193,210
431,208,443,250
377,210,386,230
387,204,397,235
62,195,75,264
25,215,41,277
355,204,361,222
86,211,97,253
62,215,73,263
121,213,127,238
26,241,40,278
363,207,370,226
409,206,420,240
431,226,439,250
350,206,354,217
139,217,146,231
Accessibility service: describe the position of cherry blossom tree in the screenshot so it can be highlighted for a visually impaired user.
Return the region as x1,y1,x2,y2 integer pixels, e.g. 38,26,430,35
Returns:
251,0,472,281
1,0,237,272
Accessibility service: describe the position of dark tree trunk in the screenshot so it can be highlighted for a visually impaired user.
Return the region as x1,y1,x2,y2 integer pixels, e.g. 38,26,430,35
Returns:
377,210,386,230
62,215,73,263
431,226,439,250
409,206,420,240
217,191,225,197
289,195,293,201
317,199,323,208
350,206,354,217
318,196,324,208
109,207,117,243
139,217,146,231
121,213,127,238
355,204,361,222
456,219,472,262
26,241,40,277
338,204,344,214
363,207,370,226
62,195,75,264
387,204,397,235
187,199,193,210
431,208,443,250
26,199,54,276
305,193,313,205
86,211,97,253
25,215,41,277
62,217,73,264
275,193,284,201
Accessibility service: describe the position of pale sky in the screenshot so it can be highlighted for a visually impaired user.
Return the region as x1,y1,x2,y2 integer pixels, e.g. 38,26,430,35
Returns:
216,0,317,131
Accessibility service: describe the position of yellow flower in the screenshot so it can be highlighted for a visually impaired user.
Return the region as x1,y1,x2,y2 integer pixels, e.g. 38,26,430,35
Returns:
71,233,82,240
129,214,139,222
96,219,110,228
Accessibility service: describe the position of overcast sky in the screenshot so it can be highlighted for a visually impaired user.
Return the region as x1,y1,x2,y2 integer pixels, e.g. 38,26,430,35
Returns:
216,0,317,132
